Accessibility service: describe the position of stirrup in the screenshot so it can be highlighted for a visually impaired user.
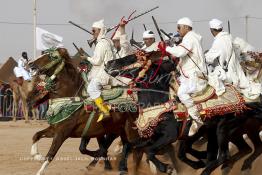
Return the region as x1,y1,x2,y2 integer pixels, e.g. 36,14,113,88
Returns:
97,112,110,122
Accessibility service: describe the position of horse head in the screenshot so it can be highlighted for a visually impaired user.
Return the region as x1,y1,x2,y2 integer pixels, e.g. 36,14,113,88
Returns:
26,48,85,107
106,50,177,107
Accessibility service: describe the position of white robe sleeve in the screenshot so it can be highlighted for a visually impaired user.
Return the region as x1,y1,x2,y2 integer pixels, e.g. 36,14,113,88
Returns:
119,34,133,55
87,41,107,66
205,40,222,64
166,38,192,58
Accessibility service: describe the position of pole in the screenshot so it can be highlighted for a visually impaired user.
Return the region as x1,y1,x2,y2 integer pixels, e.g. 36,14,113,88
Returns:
245,15,249,42
33,0,37,59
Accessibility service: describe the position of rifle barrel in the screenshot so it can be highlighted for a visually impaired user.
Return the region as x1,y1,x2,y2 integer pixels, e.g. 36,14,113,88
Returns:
69,21,93,35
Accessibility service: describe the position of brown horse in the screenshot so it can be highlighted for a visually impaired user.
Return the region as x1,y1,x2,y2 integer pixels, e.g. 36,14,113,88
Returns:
26,48,140,175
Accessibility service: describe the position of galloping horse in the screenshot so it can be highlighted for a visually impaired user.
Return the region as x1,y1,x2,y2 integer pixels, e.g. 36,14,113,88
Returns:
26,48,140,175
106,51,189,175
105,50,262,175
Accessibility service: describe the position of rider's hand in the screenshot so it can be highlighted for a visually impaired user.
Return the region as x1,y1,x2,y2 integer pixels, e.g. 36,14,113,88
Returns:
158,41,166,51
119,18,128,27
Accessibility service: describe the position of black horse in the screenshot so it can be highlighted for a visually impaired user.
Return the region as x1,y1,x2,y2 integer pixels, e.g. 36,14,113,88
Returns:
178,98,262,175
106,52,192,174
106,52,262,175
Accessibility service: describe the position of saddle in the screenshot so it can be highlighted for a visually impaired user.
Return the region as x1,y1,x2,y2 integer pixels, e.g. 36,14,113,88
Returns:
46,87,137,125
172,85,247,121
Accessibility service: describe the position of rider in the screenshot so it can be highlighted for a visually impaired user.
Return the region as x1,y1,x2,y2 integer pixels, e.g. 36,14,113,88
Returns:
205,19,261,99
111,19,134,86
13,52,31,84
163,17,207,135
86,19,115,122
142,30,158,52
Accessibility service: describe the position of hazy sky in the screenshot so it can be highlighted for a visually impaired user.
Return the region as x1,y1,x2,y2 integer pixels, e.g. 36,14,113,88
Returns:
0,0,262,63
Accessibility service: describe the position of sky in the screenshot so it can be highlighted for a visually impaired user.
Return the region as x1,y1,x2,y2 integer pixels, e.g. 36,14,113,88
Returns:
0,0,262,63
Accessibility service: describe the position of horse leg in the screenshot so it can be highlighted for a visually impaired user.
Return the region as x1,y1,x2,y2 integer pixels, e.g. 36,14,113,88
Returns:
221,132,252,175
97,134,117,170
83,134,118,170
178,124,207,169
241,122,262,172
201,118,229,175
145,126,179,175
21,100,29,123
132,149,144,175
12,98,18,121
118,134,132,175
31,126,54,161
36,133,68,175
166,144,178,171
32,108,38,120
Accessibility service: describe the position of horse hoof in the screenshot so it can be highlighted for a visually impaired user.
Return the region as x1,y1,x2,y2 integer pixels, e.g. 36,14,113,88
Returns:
34,154,43,161
119,170,128,175
25,120,30,123
221,167,231,175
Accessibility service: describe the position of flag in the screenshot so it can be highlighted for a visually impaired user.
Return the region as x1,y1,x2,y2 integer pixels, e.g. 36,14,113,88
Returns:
36,27,63,51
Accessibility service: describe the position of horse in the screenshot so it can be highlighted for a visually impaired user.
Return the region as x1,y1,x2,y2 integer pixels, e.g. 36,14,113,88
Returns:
26,48,143,175
105,51,192,175
178,102,262,175
105,51,262,175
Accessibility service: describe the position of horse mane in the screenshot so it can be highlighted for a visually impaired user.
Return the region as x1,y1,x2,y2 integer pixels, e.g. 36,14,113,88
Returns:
57,48,83,90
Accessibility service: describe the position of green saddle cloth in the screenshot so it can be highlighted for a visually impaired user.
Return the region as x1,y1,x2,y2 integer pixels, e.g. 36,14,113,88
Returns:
47,87,125,125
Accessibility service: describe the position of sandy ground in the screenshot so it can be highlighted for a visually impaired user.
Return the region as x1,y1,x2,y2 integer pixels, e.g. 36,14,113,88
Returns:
0,120,261,175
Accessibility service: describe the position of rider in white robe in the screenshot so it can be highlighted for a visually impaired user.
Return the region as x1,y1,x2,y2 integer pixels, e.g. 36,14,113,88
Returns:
164,17,207,135
205,19,260,100
13,52,31,81
86,19,116,122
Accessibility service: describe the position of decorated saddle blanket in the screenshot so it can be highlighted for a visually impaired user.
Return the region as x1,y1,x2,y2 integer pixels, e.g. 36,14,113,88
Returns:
46,87,137,125
135,100,177,138
173,85,247,121
170,76,216,104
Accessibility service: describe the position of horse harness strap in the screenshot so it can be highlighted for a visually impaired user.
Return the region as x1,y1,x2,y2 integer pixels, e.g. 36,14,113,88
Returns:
81,111,96,137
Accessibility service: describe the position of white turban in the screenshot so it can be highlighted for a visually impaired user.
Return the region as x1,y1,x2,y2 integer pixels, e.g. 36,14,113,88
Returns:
92,19,105,29
177,17,193,27
112,31,121,40
209,19,223,30
143,30,155,39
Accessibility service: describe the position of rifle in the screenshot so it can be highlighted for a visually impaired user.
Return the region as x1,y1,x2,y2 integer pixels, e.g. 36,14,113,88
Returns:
107,6,159,33
68,21,93,35
72,42,90,57
143,24,147,31
130,29,143,48
160,29,171,39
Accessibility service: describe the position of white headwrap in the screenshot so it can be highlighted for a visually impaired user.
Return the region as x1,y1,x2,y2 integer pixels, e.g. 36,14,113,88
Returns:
143,30,155,39
92,19,105,29
177,17,193,27
209,19,223,30
112,31,121,40
92,19,107,40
